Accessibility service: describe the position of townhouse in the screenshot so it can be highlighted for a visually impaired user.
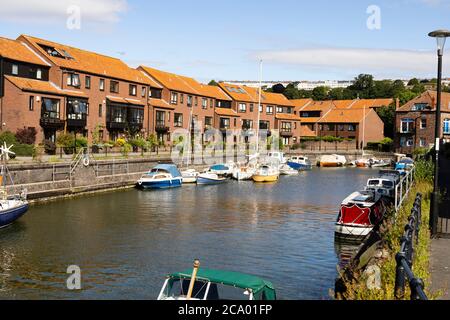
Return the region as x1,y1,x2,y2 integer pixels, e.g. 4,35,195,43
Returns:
395,90,450,154
218,83,302,146
138,66,233,144
4,35,162,143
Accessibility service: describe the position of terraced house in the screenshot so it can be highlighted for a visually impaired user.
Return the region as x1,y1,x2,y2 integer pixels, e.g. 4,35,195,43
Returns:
395,90,450,154
138,66,233,144
12,35,160,143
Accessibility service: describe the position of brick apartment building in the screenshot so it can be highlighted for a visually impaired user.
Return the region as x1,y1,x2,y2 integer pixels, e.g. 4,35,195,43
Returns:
395,90,450,154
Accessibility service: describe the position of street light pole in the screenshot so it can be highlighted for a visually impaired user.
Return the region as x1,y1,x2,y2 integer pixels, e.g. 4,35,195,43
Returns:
428,29,450,235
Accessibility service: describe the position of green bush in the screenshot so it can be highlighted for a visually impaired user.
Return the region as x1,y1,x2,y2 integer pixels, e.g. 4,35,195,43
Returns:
76,137,88,148
415,159,434,184
0,131,18,146
12,144,34,157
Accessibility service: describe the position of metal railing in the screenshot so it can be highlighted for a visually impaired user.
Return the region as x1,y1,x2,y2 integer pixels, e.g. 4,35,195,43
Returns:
394,168,415,212
394,193,428,300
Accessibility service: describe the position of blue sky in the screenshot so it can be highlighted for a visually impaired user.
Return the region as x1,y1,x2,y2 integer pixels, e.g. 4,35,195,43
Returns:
0,0,449,82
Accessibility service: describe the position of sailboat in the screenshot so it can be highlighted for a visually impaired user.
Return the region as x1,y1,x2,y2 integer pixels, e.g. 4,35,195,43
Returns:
181,106,199,183
0,143,29,228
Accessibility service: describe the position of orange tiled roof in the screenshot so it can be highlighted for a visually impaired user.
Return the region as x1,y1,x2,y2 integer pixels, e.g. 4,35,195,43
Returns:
300,125,317,137
299,117,321,123
5,75,87,98
20,35,152,85
215,108,240,117
198,84,232,101
333,100,356,109
139,66,202,95
397,90,450,112
0,37,49,66
291,99,313,108
218,83,260,103
263,91,294,107
275,113,301,121
149,98,175,110
301,100,335,112
348,98,393,109
319,108,373,123
125,98,145,106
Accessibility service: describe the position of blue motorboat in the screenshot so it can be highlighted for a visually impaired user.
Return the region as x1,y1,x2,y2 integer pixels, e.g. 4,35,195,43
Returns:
136,164,183,189
287,156,312,171
395,157,414,176
197,172,227,185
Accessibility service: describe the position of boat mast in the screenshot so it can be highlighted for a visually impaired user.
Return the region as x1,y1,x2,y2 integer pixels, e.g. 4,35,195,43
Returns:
256,60,263,154
187,102,194,167
362,104,366,156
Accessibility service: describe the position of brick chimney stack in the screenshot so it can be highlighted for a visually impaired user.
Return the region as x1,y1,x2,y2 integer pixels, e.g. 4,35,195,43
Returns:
395,98,400,110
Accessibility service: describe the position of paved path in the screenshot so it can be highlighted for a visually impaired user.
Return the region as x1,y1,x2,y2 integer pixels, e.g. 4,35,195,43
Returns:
430,238,450,299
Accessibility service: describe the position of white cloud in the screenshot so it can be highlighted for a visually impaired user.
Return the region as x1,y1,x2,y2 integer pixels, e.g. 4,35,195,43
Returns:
0,0,127,23
255,47,448,79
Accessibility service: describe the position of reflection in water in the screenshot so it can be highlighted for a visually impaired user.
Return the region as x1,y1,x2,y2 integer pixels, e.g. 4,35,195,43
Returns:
0,168,378,300
334,240,361,271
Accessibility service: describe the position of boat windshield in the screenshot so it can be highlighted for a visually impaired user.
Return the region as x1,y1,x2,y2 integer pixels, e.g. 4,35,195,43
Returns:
382,181,394,188
368,180,380,186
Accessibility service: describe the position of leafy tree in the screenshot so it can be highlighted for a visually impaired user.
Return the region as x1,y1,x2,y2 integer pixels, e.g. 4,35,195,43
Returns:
327,88,345,100
311,86,329,101
208,80,219,86
271,83,286,94
408,78,420,86
376,105,396,139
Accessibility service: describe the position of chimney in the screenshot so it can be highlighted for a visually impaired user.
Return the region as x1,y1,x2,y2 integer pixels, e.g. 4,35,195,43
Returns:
431,95,436,109
395,98,400,110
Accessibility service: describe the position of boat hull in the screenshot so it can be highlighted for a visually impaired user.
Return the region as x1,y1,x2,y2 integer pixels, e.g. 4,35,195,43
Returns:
287,162,312,171
320,162,344,168
197,177,227,185
0,202,29,228
252,175,279,183
334,223,372,242
136,178,182,189
182,177,197,184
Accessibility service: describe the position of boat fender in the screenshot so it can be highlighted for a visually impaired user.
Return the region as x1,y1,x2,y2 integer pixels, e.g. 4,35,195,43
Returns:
83,156,90,167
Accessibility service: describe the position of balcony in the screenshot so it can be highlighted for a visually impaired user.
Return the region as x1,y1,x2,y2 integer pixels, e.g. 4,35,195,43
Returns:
107,120,127,130
67,113,87,128
40,116,65,129
156,121,170,133
280,129,293,137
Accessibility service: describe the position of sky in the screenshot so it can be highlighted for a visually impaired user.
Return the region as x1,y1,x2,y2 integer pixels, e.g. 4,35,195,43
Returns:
0,0,449,83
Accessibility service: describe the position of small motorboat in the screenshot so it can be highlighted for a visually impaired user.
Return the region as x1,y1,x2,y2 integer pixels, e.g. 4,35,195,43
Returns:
279,164,299,176
395,157,414,176
318,154,347,167
335,189,387,241
157,260,276,300
355,159,370,168
267,152,287,164
365,170,400,199
287,156,312,171
136,164,183,189
197,172,227,185
252,164,279,183
0,143,29,229
208,162,236,177
369,159,391,168
181,169,199,184
232,165,257,181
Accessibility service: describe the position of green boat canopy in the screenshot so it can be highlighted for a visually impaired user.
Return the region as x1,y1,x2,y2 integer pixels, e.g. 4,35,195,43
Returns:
167,268,276,300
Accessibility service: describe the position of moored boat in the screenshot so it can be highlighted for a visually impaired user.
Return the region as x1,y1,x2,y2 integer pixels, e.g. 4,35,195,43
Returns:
181,169,199,184
197,172,227,185
136,164,182,190
318,154,347,167
279,164,299,175
287,156,312,171
0,143,29,229
252,164,279,183
232,165,256,181
335,189,387,241
208,162,236,177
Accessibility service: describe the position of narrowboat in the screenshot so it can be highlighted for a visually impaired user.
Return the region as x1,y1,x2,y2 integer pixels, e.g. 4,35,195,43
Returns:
197,172,227,185
157,260,276,300
287,156,312,171
335,189,387,241
136,164,183,189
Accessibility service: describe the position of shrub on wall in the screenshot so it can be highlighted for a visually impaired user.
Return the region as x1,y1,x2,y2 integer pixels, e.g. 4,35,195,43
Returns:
15,127,37,145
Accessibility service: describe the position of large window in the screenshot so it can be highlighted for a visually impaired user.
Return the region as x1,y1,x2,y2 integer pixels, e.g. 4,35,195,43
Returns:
41,98,60,119
99,79,105,91
156,111,165,127
205,116,212,127
401,118,414,133
128,108,144,124
109,105,127,123
348,124,356,132
266,106,273,115
220,118,230,129
67,73,80,87
444,119,450,134
411,103,428,111
110,80,119,93
67,98,89,120
242,119,253,130
129,84,137,96
239,103,247,113
281,122,292,132
170,92,178,105
202,98,208,109
174,113,183,127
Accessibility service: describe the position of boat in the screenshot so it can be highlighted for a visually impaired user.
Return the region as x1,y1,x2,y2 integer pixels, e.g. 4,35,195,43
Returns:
181,169,199,184
355,158,370,168
279,164,299,175
318,154,347,167
369,159,392,168
252,164,279,183
267,152,287,165
395,157,414,176
232,165,257,181
0,143,29,229
197,172,227,185
208,162,236,177
365,170,400,199
157,260,276,300
287,156,312,171
335,189,387,241
136,164,183,189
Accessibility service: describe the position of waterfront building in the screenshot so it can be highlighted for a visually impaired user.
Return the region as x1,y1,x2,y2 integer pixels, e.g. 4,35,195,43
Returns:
395,90,450,154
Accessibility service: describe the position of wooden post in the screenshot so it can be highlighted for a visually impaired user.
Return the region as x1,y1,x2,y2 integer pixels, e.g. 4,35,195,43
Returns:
186,259,200,300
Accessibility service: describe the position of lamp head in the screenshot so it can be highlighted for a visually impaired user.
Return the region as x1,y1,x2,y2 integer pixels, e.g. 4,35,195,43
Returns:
429,29,450,55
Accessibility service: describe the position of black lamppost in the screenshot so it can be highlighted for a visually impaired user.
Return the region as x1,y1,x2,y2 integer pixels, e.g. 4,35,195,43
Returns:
428,29,450,235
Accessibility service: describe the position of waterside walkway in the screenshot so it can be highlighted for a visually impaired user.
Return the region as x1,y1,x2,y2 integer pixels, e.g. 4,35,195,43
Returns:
430,238,450,299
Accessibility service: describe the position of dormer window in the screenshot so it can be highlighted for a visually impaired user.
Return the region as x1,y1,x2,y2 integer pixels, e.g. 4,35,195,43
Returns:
12,64,18,75
36,69,42,79
411,103,428,111
67,73,80,87
39,44,65,58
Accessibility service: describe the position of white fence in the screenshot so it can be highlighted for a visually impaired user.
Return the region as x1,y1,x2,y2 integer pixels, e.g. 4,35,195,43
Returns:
394,168,415,212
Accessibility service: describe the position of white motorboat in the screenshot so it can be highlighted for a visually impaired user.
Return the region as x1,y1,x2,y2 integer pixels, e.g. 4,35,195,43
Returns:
197,172,227,185
287,156,312,171
318,154,347,167
181,169,199,184
279,164,299,175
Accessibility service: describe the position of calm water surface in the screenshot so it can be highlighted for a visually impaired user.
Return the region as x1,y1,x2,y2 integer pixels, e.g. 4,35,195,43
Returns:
0,168,376,300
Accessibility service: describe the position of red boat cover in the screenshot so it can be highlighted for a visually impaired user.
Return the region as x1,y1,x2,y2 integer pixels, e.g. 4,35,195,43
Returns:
339,202,385,226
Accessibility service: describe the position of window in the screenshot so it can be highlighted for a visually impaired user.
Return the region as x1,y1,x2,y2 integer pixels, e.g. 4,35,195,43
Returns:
401,118,414,133
210,99,213,108
276,106,283,113
187,95,193,107
29,96,34,111
156,111,165,127
99,130,104,141
250,104,254,112
266,106,273,115
141,87,146,98
67,73,80,87
150,88,162,99
128,108,144,124
99,79,105,91
174,113,183,127
400,137,414,147
281,122,292,132
287,107,293,114
242,120,253,130
419,138,426,147
202,98,208,109
338,124,345,131
170,92,178,105
36,68,42,79
129,84,137,96
12,64,18,75
420,118,427,129
99,104,103,117
180,94,184,104
220,118,230,129
85,76,91,89
234,118,237,126
41,98,60,119
259,105,263,113
444,119,450,134
67,98,89,119
411,103,428,111
329,124,335,131
110,80,119,93
205,117,212,128
239,103,247,113
348,124,356,132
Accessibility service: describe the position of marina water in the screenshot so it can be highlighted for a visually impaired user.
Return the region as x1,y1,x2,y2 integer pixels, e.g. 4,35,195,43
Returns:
0,168,377,300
